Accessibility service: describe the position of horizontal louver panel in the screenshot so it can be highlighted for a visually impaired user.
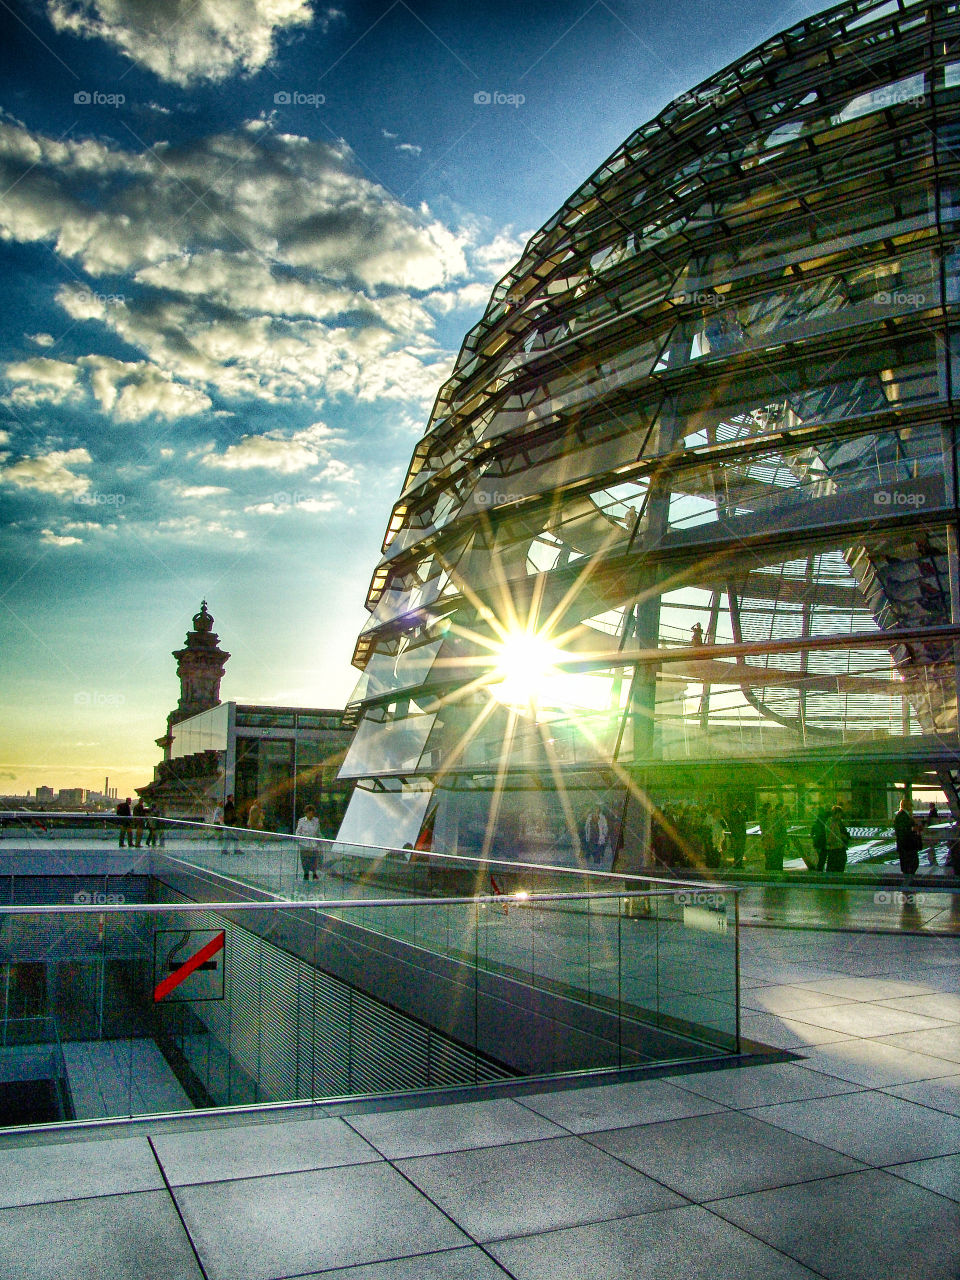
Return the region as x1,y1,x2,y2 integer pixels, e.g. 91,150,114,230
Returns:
153,888,510,1106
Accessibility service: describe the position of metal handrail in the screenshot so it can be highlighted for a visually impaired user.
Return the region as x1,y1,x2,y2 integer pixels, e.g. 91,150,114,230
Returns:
0,811,739,893
0,885,738,916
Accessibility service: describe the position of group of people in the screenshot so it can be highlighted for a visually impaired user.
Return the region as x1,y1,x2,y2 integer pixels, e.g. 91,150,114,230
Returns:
581,807,614,865
209,795,327,879
649,802,736,870
211,794,270,853
115,797,163,848
807,805,851,874
647,799,853,875
117,792,332,879
646,794,957,880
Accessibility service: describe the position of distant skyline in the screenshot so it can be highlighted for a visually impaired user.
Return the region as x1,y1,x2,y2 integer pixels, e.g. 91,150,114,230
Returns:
0,0,827,797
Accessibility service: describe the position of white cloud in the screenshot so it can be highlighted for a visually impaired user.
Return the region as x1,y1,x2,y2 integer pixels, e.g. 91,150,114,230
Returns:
29,333,55,347
39,527,82,546
312,457,357,484
174,484,230,499
0,120,467,284
424,281,494,314
3,357,81,406
46,0,325,87
1,448,92,497
3,352,211,421
146,514,245,540
0,118,513,417
245,494,341,515
202,421,341,474
470,228,531,276
80,356,212,421
396,143,422,157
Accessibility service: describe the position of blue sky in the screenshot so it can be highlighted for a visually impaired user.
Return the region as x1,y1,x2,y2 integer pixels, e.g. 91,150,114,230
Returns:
0,0,826,797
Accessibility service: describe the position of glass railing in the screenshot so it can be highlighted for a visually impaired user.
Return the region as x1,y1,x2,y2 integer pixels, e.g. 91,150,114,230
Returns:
3,809,741,906
0,887,739,1130
2,810,957,940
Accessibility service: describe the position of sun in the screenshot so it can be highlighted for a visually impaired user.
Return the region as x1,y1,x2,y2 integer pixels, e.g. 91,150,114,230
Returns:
490,630,566,710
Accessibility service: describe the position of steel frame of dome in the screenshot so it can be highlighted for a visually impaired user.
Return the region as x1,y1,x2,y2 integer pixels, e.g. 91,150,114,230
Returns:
337,0,960,869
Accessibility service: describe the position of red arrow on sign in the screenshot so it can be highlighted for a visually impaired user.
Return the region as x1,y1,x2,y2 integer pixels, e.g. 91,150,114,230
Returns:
154,931,224,1002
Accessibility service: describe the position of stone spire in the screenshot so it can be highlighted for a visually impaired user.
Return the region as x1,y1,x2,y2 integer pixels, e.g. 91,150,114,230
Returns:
172,600,230,722
157,602,231,757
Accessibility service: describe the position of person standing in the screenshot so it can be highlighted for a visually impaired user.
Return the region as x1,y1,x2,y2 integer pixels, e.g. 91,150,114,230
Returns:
763,802,788,872
705,805,725,869
894,796,921,877
810,806,830,873
824,805,850,874
132,797,146,848
116,797,132,848
726,803,747,868
296,804,321,881
212,800,224,849
247,796,265,832
222,794,239,854
583,807,609,866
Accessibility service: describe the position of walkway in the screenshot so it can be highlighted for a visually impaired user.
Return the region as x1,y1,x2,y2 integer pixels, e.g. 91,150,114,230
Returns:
0,925,957,1278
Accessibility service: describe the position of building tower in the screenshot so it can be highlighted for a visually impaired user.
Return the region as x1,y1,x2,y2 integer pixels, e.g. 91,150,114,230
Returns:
157,602,230,760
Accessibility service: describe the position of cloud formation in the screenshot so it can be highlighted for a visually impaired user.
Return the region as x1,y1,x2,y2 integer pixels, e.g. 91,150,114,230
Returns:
0,447,92,497
202,420,341,473
2,353,211,421
45,0,333,86
0,118,478,416
4,357,81,407
40,527,82,546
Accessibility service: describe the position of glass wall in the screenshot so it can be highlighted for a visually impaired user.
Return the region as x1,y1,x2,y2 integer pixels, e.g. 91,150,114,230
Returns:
339,0,960,865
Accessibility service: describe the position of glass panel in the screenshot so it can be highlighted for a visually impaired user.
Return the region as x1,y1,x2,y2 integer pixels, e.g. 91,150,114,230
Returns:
339,711,437,779
335,785,432,850
169,703,230,759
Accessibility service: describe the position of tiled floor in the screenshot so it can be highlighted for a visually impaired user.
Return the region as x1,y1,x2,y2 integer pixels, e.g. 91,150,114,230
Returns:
1,924,959,1279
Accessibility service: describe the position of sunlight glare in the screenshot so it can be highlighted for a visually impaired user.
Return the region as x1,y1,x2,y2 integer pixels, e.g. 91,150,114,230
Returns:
490,630,565,710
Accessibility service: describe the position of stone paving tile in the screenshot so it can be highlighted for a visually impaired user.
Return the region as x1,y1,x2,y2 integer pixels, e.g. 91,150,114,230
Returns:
174,1163,468,1280
294,1246,513,1279
747,1090,960,1165
889,1154,960,1201
872,1024,960,1062
793,1038,960,1087
152,1115,380,1185
882,1073,960,1116
516,1076,726,1134
877,993,960,1021
667,1061,862,1109
793,977,935,1000
711,1169,960,1280
740,1011,851,1049
344,1098,565,1159
396,1134,684,1242
0,1134,163,1208
587,1110,861,1202
741,985,858,1014
486,1203,820,1280
739,966,847,989
781,1003,952,1038
0,1190,202,1280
